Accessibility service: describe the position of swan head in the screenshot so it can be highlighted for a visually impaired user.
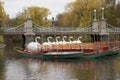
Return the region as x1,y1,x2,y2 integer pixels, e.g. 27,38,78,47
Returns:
48,36,52,39
69,36,73,39
63,36,67,39
78,36,82,39
47,36,52,42
62,36,67,42
56,36,60,42
35,36,40,39
56,36,60,39
69,36,73,42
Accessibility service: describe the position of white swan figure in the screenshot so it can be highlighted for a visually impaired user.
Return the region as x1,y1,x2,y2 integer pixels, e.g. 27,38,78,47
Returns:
68,36,73,44
56,36,60,43
42,36,53,45
62,36,67,44
52,36,61,45
26,36,41,53
72,36,82,43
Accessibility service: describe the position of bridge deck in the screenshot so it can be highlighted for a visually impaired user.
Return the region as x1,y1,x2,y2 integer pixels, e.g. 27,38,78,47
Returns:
1,32,120,35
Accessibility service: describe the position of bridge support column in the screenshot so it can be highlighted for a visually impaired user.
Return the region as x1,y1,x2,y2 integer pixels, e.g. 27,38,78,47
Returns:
91,10,100,42
99,17,109,42
23,8,35,48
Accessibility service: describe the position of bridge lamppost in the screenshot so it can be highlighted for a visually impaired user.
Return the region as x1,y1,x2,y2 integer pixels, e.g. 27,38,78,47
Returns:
101,7,105,20
52,17,54,27
93,10,97,21
24,8,27,19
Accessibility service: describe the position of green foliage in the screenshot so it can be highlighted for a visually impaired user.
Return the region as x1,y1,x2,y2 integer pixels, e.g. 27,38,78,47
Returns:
14,6,51,27
56,0,101,27
0,2,8,27
56,0,119,27
105,1,120,26
30,6,51,26
115,3,120,26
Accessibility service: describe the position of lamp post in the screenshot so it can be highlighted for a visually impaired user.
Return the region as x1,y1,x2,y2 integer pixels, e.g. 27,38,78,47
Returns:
93,9,97,21
101,7,105,20
52,17,54,27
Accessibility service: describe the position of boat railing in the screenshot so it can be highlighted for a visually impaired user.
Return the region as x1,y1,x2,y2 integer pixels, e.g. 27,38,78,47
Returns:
84,42,109,54
93,41,120,53
108,41,120,51
37,41,120,53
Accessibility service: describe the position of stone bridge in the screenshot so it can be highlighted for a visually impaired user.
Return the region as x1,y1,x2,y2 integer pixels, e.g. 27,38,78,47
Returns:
0,8,120,48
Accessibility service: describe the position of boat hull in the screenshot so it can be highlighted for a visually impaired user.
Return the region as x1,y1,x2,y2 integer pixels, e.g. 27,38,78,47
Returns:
14,47,119,59
82,50,119,59
14,47,83,59
41,52,83,59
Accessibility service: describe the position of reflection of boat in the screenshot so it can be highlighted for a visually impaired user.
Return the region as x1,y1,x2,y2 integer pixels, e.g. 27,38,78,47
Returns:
14,47,83,59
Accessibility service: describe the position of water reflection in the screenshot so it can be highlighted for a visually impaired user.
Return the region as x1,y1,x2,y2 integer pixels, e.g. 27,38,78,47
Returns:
1,43,120,80
3,57,120,80
0,49,6,80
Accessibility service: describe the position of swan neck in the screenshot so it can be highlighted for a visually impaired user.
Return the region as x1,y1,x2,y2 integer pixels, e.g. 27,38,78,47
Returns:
78,37,80,41
47,37,51,43
35,38,37,42
63,37,66,42
69,38,72,42
35,37,40,44
56,37,59,42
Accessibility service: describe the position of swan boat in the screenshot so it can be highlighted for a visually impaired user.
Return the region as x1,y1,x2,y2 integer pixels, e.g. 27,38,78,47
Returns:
14,42,120,59
14,36,120,59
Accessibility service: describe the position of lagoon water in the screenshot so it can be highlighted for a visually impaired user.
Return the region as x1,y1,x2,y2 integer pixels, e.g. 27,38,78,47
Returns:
0,42,120,80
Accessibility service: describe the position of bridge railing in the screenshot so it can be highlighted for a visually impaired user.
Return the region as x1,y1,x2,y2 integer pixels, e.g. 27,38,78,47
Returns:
4,24,25,33
33,23,54,32
106,23,120,33
2,22,106,34
77,25,92,32
33,23,93,33
33,26,93,33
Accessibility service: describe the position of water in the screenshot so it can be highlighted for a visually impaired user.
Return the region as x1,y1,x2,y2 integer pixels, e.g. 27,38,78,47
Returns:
0,43,120,80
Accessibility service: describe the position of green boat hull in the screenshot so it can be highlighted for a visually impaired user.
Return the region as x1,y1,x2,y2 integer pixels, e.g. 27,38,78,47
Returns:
82,50,120,59
14,47,119,59
18,52,43,58
40,52,83,59
15,47,83,59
